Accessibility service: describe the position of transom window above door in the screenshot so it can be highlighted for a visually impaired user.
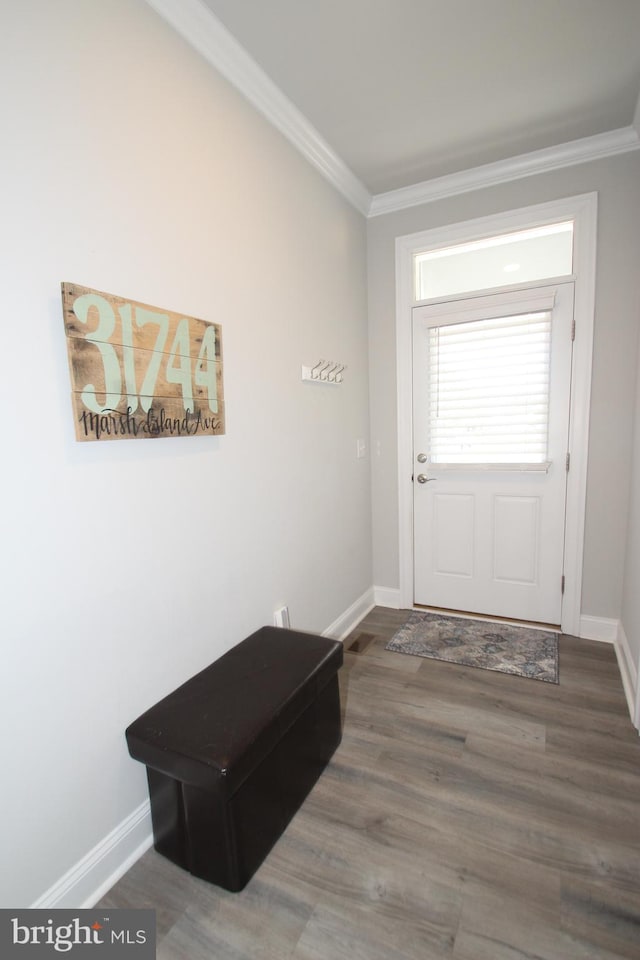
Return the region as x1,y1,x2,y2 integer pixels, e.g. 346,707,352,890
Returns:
414,220,573,301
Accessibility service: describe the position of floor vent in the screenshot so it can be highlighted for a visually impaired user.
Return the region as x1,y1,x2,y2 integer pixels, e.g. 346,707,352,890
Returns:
347,632,375,654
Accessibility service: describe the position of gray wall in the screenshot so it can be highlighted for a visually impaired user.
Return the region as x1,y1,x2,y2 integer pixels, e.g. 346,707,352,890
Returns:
2,0,638,909
367,151,640,622
0,0,371,906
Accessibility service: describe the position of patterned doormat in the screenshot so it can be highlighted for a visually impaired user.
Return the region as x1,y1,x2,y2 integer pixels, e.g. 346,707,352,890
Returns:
385,610,559,683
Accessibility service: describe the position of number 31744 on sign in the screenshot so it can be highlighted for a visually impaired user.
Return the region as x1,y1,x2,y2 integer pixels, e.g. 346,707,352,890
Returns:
62,282,225,442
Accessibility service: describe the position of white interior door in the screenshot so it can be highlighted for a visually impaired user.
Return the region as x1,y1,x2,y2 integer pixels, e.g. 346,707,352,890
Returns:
412,283,574,624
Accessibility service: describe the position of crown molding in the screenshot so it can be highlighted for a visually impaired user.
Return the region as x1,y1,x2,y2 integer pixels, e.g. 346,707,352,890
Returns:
144,0,639,221
369,126,640,217
144,0,371,215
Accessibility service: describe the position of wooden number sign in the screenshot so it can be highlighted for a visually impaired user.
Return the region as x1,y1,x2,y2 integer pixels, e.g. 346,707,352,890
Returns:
62,283,225,441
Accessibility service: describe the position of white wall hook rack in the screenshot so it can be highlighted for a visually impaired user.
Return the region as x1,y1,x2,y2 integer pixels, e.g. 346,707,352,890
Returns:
301,359,346,384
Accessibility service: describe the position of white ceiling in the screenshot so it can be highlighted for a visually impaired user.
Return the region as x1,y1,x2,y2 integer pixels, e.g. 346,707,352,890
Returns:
197,0,640,195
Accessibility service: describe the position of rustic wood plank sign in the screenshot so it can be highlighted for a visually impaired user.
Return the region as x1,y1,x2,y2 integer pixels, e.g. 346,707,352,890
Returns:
62,283,225,441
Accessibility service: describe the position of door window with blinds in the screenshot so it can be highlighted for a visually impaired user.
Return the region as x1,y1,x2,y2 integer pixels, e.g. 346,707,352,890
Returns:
427,309,552,466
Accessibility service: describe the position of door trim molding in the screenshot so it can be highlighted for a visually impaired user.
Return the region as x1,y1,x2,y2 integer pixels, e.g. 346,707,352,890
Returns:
395,193,598,635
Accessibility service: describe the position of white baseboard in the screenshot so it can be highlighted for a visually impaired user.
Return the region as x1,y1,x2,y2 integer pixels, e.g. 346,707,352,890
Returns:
30,598,639,911
373,586,401,608
578,614,618,643
615,622,639,732
30,589,376,910
31,800,153,909
323,587,375,641
579,616,639,732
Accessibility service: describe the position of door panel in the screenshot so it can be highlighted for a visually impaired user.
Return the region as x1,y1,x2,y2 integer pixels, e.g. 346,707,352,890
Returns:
412,283,573,624
433,494,474,577
492,495,539,584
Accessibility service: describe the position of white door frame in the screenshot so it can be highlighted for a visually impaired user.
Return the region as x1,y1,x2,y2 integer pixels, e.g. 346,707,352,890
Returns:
395,193,597,635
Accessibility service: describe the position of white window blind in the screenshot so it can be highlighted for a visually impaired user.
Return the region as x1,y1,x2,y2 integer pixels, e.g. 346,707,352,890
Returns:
428,311,552,465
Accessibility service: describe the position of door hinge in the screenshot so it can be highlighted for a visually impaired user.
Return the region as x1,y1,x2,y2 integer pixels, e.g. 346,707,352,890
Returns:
561,574,565,595
566,452,570,472
571,318,576,341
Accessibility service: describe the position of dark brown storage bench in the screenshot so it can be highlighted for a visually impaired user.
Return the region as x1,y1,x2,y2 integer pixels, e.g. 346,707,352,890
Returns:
125,626,343,891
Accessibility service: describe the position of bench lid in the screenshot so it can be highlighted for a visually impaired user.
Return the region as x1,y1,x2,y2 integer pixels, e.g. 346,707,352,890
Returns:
125,626,342,796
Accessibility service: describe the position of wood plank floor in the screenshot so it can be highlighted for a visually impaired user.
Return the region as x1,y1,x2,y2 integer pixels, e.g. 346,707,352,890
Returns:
99,607,640,959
